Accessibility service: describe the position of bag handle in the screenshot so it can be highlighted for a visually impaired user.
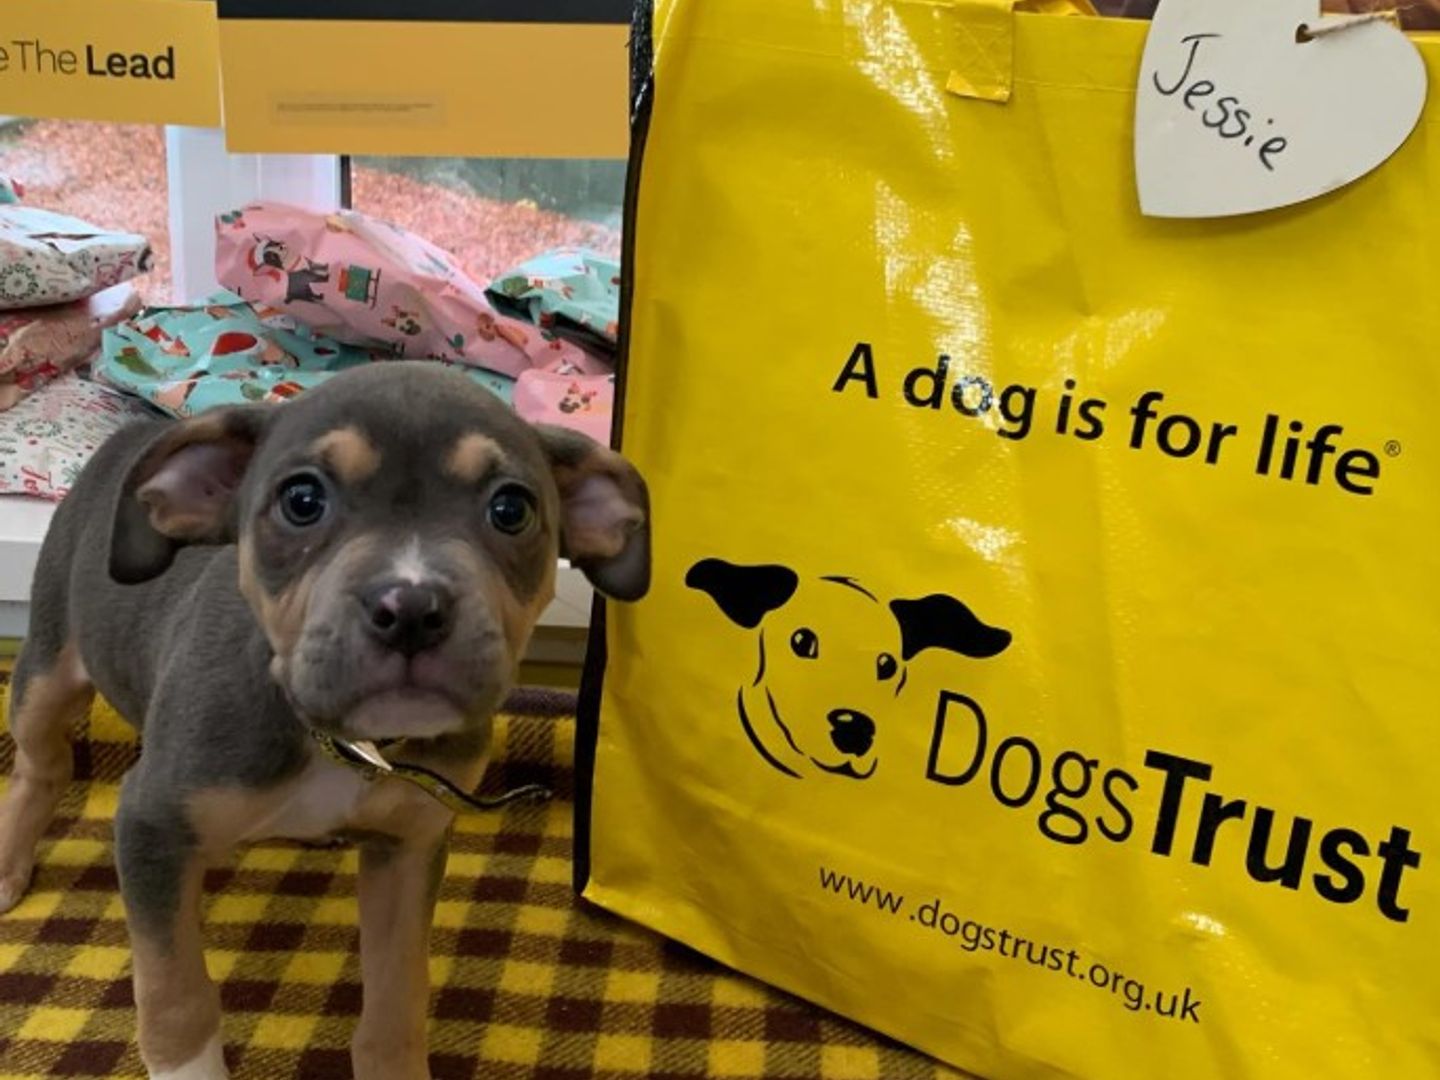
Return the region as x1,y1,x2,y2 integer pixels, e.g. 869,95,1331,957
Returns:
946,0,1096,103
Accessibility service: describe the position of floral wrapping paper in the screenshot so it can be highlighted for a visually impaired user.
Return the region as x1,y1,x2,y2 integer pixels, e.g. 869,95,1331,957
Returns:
0,206,151,309
0,371,158,501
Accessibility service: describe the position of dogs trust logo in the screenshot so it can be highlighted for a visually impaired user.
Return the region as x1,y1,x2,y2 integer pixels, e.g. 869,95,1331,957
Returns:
686,558,1011,781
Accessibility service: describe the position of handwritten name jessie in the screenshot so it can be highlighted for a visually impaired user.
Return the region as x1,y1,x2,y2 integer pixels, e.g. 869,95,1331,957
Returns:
1152,32,1289,172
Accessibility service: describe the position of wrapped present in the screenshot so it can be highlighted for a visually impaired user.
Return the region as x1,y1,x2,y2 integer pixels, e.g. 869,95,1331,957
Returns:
513,367,613,444
99,291,514,417
486,248,620,360
214,203,603,378
0,284,142,410
0,206,150,309
0,373,158,501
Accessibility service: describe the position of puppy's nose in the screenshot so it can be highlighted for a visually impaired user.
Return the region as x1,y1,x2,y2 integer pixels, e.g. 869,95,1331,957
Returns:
827,709,876,757
361,581,454,657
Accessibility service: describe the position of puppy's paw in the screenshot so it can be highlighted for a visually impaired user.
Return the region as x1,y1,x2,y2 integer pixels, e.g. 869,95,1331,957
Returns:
148,1033,230,1080
351,1038,433,1080
0,864,33,915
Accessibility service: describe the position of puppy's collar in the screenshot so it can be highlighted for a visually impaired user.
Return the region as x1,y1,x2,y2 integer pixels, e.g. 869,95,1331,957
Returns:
310,730,551,815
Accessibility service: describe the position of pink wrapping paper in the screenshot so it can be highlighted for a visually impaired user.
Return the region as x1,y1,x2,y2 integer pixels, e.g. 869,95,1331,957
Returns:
214,204,605,379
513,368,614,444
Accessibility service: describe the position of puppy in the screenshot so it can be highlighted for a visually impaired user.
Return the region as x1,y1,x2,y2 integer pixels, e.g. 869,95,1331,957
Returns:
686,559,1008,781
0,363,649,1080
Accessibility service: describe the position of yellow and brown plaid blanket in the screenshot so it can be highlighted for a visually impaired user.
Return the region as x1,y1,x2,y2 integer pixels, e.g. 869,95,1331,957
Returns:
0,679,962,1079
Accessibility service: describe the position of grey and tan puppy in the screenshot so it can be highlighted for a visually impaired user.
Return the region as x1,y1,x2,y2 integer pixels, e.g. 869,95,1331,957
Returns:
0,363,649,1080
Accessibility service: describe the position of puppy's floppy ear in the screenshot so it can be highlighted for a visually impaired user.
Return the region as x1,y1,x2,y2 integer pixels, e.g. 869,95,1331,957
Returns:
686,558,798,630
535,425,651,602
889,594,1011,661
110,406,271,585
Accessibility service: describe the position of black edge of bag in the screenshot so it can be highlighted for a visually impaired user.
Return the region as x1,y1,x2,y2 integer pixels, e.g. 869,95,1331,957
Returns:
573,0,656,894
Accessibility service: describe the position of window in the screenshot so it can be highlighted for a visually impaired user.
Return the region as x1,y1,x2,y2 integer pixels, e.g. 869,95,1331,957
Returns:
346,156,622,283
0,118,175,301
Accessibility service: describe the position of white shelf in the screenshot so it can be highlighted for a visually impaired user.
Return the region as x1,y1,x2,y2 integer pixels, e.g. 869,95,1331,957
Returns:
0,495,592,639
0,496,57,638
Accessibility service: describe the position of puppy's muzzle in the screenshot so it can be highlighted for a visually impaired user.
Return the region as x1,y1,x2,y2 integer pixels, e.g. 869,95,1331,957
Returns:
361,580,455,657
827,709,876,757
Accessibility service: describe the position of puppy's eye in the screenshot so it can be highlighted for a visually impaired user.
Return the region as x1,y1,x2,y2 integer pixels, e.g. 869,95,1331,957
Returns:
877,653,898,681
276,473,328,528
790,628,819,659
487,484,537,535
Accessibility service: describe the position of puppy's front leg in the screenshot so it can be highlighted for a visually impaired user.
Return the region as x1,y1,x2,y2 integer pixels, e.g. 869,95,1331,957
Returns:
0,643,93,912
115,796,227,1080
352,832,450,1080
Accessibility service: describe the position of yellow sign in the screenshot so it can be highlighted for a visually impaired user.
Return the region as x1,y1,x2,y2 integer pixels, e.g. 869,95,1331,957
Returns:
218,19,628,158
0,0,221,127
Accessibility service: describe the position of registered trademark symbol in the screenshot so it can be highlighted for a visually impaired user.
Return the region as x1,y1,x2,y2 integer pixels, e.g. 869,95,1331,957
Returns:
1384,440,1402,458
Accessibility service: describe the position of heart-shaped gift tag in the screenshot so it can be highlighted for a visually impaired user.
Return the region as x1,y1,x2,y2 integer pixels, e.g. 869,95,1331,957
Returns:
1135,0,1427,218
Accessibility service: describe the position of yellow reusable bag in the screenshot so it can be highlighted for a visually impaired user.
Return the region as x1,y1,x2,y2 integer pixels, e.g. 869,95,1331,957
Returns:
577,3,1440,1076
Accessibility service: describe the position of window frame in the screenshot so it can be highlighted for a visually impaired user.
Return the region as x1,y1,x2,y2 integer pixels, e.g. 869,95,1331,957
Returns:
166,126,343,302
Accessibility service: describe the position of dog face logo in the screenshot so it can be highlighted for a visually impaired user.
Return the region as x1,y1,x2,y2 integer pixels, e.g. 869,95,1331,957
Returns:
687,558,1010,781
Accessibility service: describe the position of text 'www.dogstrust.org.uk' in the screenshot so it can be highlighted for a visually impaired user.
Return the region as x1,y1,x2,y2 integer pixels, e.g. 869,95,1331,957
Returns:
817,866,1202,1023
